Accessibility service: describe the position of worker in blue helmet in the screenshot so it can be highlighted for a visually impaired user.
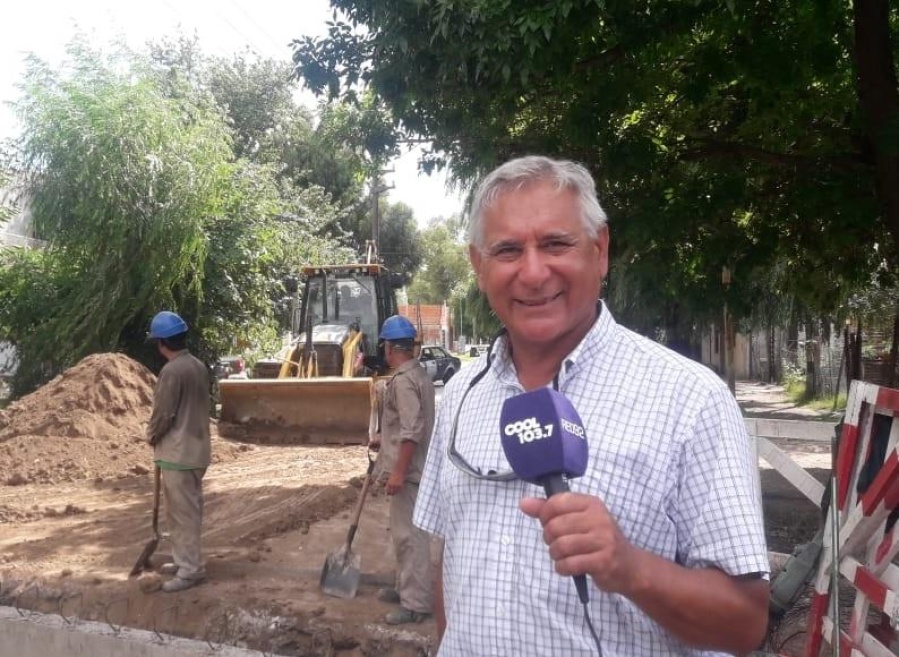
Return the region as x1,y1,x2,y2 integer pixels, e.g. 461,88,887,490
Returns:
373,315,436,624
379,314,416,342
145,311,211,593
147,311,188,341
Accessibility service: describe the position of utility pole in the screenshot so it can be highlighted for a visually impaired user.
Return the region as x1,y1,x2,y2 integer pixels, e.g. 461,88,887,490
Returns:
370,170,393,254
459,297,464,348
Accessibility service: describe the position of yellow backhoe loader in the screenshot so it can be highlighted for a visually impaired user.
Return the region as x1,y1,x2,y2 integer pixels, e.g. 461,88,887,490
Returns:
218,248,401,445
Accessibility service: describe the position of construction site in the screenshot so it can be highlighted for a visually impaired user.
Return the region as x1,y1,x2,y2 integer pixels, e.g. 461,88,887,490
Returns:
0,353,435,656
0,348,875,656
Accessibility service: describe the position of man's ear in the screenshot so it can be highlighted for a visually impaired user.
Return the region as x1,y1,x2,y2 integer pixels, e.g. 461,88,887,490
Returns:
469,243,484,291
594,224,610,282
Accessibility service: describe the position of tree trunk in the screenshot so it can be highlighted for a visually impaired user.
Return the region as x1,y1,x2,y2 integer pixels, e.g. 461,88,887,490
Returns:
767,325,776,383
853,0,899,257
805,320,819,398
844,326,854,386
853,319,864,383
786,320,798,367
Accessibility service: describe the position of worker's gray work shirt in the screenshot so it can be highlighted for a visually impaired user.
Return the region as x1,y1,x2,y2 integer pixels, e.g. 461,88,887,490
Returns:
379,358,436,484
148,351,211,468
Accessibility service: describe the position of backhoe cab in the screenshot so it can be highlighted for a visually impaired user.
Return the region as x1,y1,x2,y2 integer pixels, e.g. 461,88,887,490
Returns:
218,258,401,445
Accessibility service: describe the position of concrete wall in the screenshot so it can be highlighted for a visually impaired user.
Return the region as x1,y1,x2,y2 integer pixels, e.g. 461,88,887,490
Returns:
701,326,751,379
0,605,282,657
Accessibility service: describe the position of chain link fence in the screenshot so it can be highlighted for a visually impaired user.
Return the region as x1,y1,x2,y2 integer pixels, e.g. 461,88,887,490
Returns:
747,323,897,394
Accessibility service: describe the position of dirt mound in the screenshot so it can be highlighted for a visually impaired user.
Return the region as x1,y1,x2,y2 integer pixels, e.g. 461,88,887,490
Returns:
0,353,238,486
0,353,156,441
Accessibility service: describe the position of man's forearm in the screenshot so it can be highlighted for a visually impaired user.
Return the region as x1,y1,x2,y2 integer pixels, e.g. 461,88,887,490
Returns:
392,440,416,478
622,549,768,654
147,412,173,445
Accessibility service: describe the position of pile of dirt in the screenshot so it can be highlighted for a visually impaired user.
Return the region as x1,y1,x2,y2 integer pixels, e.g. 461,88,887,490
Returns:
0,353,238,486
0,353,156,440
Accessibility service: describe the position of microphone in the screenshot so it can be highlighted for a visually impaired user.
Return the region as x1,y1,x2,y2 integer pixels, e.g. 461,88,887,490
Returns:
501,387,590,603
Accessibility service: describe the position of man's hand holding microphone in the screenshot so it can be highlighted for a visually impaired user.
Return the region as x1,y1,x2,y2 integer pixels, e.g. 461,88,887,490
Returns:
520,479,642,598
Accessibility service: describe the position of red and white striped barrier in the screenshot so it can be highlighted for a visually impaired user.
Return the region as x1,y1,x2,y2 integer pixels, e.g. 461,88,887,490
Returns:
806,381,899,656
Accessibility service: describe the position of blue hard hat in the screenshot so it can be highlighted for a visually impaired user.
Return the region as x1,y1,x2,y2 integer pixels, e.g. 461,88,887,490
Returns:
379,315,416,341
148,311,188,339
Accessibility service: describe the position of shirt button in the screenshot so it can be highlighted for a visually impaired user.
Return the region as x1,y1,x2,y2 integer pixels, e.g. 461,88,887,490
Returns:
497,604,506,615
501,535,511,546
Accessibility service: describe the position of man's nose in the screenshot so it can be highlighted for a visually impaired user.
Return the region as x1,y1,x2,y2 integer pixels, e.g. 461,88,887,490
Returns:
517,247,550,285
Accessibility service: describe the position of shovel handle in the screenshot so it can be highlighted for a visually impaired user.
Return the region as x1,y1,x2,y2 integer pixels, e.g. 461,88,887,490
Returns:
151,466,161,537
344,455,377,549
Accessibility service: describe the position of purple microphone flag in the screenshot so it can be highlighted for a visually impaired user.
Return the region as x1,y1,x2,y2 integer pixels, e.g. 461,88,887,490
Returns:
500,388,589,485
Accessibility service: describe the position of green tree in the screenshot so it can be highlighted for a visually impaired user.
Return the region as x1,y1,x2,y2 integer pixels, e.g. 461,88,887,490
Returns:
407,216,469,304
147,35,369,329
0,38,353,395
292,0,899,344
349,199,423,283
149,36,367,210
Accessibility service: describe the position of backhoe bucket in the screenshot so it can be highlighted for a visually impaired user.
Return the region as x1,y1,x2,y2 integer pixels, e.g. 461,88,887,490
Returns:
218,377,374,445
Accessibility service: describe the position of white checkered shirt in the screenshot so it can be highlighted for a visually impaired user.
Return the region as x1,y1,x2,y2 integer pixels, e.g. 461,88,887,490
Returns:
413,303,769,656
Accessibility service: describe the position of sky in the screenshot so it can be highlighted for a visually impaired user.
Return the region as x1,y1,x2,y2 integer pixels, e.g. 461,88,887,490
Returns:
0,0,464,225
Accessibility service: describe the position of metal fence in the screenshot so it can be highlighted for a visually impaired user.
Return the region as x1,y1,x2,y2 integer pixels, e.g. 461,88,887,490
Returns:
747,324,896,394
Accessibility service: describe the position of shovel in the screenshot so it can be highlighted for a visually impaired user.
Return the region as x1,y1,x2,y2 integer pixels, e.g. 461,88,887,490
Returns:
320,452,377,599
129,465,161,577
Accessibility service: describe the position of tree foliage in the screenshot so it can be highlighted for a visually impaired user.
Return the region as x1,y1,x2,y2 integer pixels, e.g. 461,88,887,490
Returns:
292,0,899,344
348,199,423,283
407,216,469,304
6,42,237,383
150,35,368,209
0,37,360,395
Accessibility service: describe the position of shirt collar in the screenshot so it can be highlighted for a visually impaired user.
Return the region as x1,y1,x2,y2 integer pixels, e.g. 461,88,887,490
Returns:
393,358,421,375
489,300,616,387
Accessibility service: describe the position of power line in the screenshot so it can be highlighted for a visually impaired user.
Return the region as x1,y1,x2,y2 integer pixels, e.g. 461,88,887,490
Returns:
214,8,268,58
227,0,287,56
159,0,272,61
158,0,235,60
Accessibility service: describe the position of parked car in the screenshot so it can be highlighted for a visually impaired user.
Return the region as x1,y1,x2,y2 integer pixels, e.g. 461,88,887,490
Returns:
213,355,247,380
419,345,461,384
469,344,489,357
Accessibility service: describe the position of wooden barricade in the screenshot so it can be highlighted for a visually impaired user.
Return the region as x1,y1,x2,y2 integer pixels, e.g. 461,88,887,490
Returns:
806,381,899,656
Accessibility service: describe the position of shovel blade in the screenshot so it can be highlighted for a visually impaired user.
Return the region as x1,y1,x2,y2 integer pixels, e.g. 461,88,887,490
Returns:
319,546,362,599
129,537,159,578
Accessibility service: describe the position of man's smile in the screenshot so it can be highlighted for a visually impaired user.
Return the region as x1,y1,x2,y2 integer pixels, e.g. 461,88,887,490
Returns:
514,291,564,307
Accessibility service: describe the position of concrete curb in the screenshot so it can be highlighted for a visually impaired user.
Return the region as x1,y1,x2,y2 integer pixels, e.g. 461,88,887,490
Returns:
0,604,284,657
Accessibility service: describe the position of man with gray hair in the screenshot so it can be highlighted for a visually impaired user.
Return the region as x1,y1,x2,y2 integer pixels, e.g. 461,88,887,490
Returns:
413,156,769,655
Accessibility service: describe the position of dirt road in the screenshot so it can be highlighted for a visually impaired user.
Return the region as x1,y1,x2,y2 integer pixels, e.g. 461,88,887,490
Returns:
0,439,434,655
0,353,433,654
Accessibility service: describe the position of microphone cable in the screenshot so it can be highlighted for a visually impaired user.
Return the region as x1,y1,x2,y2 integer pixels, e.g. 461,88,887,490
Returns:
550,375,603,656
569,500,602,656
580,593,603,656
